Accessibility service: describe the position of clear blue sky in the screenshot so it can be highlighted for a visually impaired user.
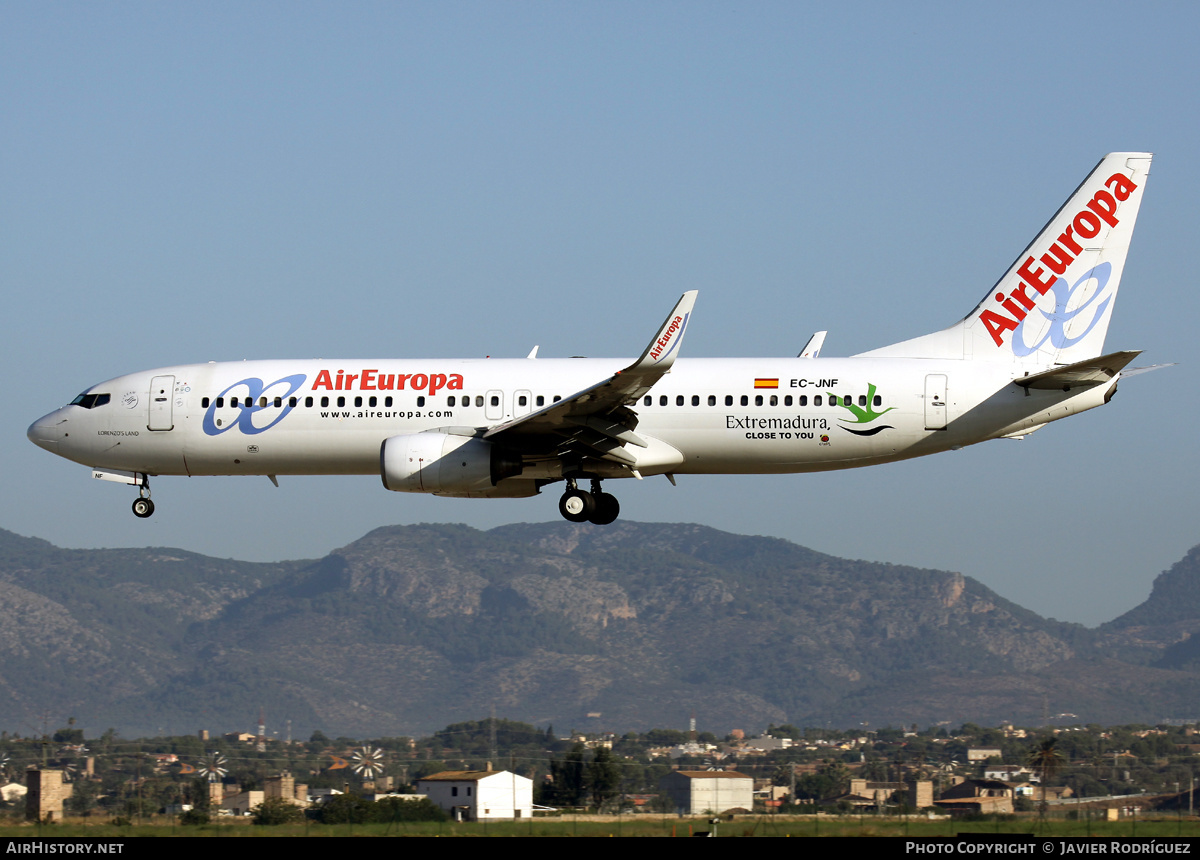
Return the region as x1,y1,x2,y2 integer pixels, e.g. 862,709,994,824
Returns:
4,1,1196,626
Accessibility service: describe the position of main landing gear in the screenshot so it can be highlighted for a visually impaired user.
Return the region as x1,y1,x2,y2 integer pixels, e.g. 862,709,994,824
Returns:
558,478,620,525
131,477,155,519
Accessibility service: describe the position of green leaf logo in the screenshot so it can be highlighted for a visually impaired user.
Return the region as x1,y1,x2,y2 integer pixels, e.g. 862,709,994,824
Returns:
828,383,895,436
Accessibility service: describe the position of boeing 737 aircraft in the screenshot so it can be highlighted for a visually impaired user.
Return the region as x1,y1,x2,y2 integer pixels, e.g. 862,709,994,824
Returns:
29,153,1154,525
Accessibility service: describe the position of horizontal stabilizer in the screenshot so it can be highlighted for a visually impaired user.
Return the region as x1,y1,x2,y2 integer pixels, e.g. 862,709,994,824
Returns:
1014,350,1140,390
1120,362,1177,379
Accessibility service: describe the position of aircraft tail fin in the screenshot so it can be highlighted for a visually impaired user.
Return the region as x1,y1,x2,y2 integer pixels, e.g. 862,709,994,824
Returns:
858,153,1152,365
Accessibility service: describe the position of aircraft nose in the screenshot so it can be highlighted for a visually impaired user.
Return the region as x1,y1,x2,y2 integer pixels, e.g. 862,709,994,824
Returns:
27,413,63,454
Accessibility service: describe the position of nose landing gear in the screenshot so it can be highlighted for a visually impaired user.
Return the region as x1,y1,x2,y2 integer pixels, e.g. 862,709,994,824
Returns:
131,478,155,518
558,478,620,525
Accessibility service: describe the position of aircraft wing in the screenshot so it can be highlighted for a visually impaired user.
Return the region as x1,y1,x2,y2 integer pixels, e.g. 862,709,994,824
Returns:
483,291,697,468
1013,350,1141,390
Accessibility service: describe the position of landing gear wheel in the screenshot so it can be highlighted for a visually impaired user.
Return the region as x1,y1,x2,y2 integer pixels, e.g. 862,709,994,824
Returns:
558,489,595,523
132,497,155,519
588,492,620,525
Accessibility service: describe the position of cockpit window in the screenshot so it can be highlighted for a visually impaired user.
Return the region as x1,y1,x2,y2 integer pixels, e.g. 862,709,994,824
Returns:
69,392,111,409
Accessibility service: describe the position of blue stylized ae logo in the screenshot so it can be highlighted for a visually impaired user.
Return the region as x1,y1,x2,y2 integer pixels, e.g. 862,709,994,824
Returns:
202,374,307,436
1011,263,1112,357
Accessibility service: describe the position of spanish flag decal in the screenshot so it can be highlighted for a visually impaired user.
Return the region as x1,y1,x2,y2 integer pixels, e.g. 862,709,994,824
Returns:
754,378,779,389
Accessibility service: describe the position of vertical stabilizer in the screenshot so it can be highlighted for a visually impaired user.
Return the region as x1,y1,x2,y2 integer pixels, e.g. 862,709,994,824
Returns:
858,153,1151,365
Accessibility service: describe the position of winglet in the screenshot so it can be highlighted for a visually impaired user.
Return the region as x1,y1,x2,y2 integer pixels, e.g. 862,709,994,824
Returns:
798,331,827,359
629,290,698,373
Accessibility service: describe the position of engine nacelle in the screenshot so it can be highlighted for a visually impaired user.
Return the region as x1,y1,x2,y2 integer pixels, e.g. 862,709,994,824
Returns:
380,432,525,497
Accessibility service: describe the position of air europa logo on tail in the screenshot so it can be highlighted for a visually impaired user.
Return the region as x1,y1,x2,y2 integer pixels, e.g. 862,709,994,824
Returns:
649,313,688,361
980,171,1138,350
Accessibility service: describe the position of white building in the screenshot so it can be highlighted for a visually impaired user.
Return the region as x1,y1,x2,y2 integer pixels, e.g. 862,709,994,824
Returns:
660,770,754,814
967,748,1003,763
416,770,533,821
744,736,793,752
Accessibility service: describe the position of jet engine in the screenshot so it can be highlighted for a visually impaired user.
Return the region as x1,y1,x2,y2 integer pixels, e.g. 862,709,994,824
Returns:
380,432,527,497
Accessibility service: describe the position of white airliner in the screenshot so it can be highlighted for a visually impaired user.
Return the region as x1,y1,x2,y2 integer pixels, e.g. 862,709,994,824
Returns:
29,153,1155,525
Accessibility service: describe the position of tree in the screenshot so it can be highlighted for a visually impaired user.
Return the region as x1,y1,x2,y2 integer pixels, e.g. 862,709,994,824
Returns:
251,797,305,825
547,743,587,806
1027,737,1064,816
66,779,100,815
179,808,209,825
53,727,84,745
587,747,621,809
313,794,447,824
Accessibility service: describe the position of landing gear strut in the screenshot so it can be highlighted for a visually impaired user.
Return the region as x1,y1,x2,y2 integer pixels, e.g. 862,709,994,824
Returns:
131,478,155,519
557,478,620,525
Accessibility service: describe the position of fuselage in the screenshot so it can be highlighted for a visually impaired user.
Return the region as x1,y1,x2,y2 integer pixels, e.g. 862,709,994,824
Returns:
24,153,1151,524
27,355,1114,482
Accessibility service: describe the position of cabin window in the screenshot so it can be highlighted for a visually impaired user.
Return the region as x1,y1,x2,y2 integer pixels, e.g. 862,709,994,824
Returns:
385,396,393,407
644,396,652,406
814,395,822,406
659,395,668,406
708,395,716,406
725,395,733,406
676,395,685,406
754,395,763,406
321,396,329,407
273,397,282,408
369,396,377,407
289,397,298,407
337,396,346,407
518,395,527,407
447,396,456,407
202,397,210,408
798,395,807,406
536,395,545,406
769,395,778,406
859,395,867,407
257,397,266,408
690,395,699,406
784,395,793,406
740,395,748,406
873,395,882,407
553,395,561,402
305,396,313,407
489,395,499,407
418,396,426,407
476,396,484,407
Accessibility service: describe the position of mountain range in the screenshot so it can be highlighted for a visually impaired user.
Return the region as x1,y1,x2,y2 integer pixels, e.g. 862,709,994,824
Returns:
1,522,1198,738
